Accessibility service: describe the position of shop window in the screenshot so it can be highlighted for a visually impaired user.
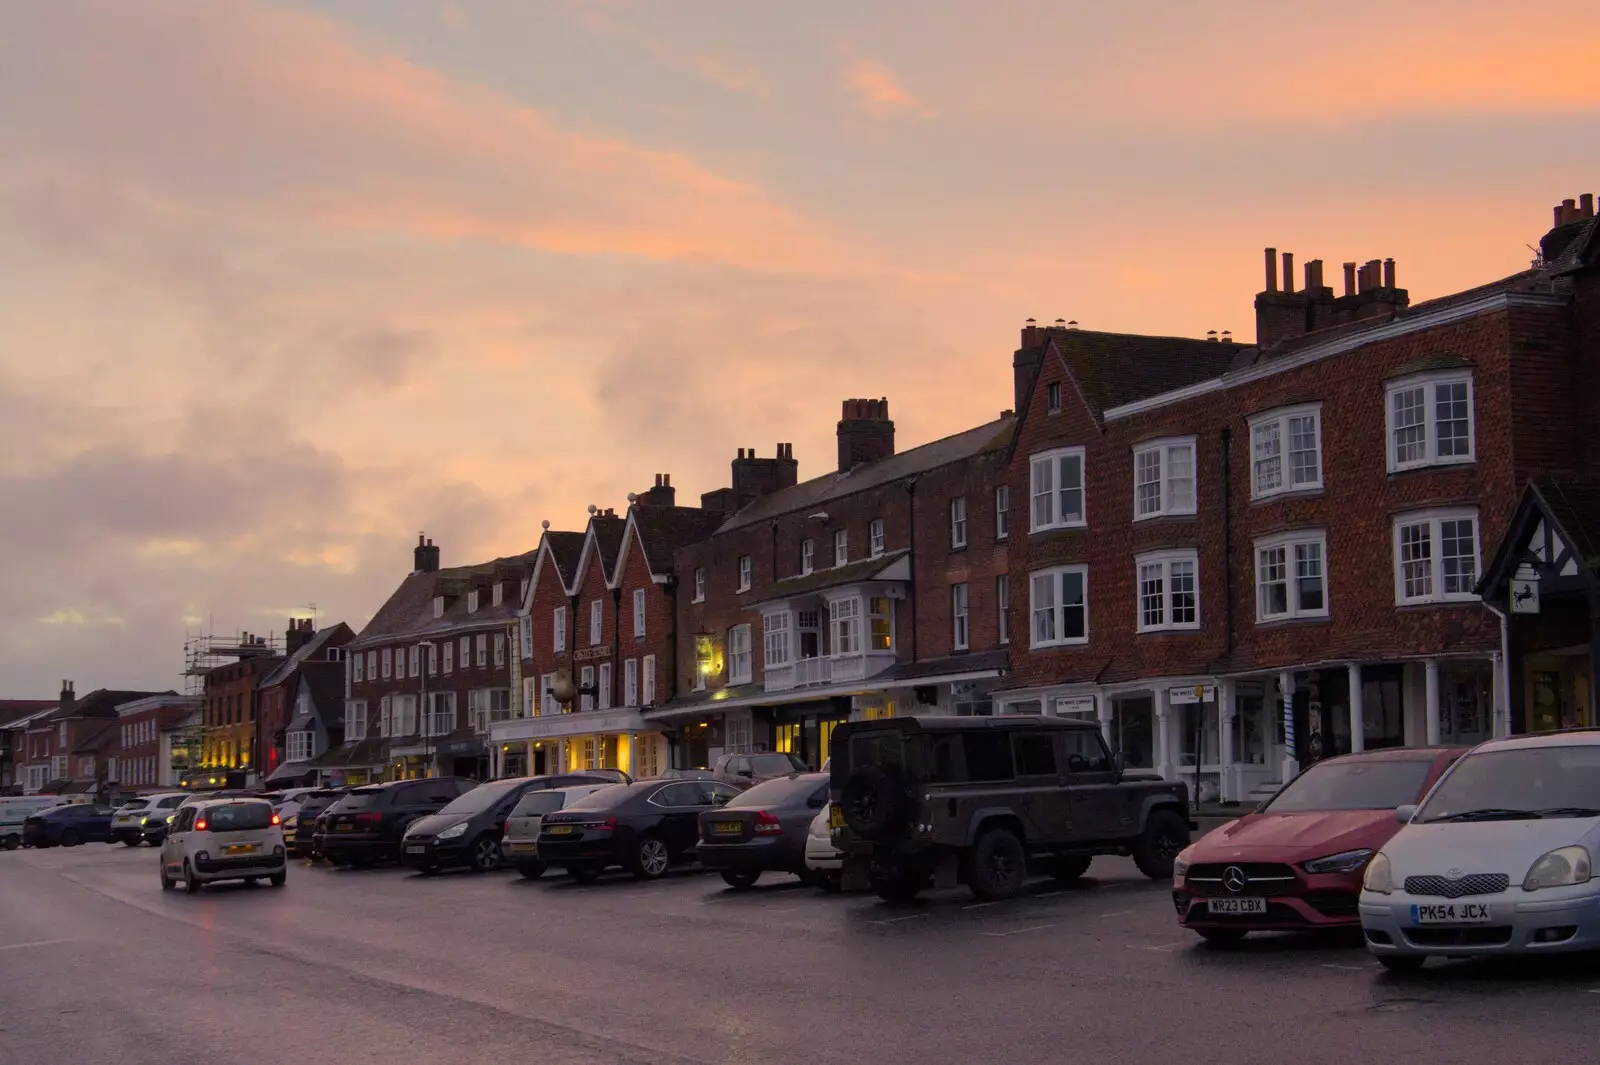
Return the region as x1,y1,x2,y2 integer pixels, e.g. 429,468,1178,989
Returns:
1112,696,1154,769
600,734,619,770
774,723,800,754
725,712,753,753
818,719,840,765
1230,695,1266,765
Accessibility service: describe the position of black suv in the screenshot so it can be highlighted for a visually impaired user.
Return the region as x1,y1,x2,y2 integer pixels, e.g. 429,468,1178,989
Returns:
831,715,1193,902
320,778,476,867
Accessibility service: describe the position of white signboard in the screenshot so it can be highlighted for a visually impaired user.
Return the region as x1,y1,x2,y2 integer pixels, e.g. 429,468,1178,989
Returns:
1511,575,1540,614
1168,685,1217,705
1054,695,1097,719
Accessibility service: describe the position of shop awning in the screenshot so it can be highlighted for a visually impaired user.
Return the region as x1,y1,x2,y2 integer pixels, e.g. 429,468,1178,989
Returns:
311,737,390,769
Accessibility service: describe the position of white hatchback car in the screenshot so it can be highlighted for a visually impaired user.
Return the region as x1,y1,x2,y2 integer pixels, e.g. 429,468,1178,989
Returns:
1360,730,1600,971
160,798,288,893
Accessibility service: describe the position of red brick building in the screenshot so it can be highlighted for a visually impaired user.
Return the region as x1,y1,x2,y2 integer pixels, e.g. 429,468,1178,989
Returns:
652,400,1015,769
256,619,354,785
112,693,201,789
996,195,1600,802
199,637,283,786
339,536,533,784
18,683,172,795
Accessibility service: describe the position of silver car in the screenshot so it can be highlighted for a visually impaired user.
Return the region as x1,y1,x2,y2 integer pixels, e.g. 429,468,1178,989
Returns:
501,784,613,879
1359,730,1600,971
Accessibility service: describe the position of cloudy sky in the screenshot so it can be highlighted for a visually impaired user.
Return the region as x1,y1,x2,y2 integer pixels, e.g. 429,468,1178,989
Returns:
2,0,1597,696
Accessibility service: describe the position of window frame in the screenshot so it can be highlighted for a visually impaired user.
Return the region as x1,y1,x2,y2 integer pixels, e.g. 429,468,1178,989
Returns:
1134,549,1201,633
693,567,706,603
467,590,479,614
553,608,566,653
1029,446,1087,533
1254,530,1330,623
763,610,792,669
1248,403,1324,500
597,662,612,710
642,655,656,704
475,633,487,667
520,615,532,659
833,529,848,567
800,539,814,575
995,485,1010,540
443,641,454,674
1028,564,1089,649
579,666,596,713
1385,370,1476,473
951,583,969,650
624,658,638,706
1392,507,1481,605
493,633,505,668
1046,381,1062,413
633,588,646,638
728,625,753,685
950,497,968,549
589,599,603,646
737,555,752,592
869,519,885,558
1132,436,1197,520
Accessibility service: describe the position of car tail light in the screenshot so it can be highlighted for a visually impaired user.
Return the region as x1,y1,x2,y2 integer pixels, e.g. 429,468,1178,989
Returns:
354,812,382,824
753,811,782,835
503,821,511,834
270,812,281,826
194,818,208,832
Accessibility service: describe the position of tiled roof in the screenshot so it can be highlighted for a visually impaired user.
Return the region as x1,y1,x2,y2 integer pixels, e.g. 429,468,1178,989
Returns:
718,416,1016,533
48,689,174,723
1545,214,1600,276
629,506,726,577
592,516,627,576
353,550,538,647
258,623,354,690
313,737,390,768
545,531,586,584
0,700,56,727
300,662,348,728
746,550,909,606
893,649,1008,681
1535,474,1600,565
1049,330,1242,421
70,720,119,756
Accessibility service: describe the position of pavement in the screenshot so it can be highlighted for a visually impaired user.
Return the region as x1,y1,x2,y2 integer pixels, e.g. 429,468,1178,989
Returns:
3,844,1599,1065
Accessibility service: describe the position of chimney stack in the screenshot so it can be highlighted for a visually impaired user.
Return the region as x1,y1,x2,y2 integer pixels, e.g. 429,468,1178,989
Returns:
726,441,800,510
1582,193,1595,218
1542,194,1599,263
286,617,316,655
837,397,896,472
637,473,677,507
1281,252,1295,294
1264,248,1278,292
414,534,440,574
1342,262,1357,297
59,679,75,714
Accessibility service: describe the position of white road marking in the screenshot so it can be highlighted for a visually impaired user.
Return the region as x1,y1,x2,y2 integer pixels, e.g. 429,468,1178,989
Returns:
0,938,74,953
1098,910,1133,919
1137,941,1191,953
1031,891,1064,899
871,914,928,925
1322,963,1370,972
983,924,1054,938
963,901,998,910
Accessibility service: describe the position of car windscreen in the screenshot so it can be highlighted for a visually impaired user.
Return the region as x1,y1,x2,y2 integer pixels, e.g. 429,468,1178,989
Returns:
203,803,274,831
1263,758,1434,813
333,790,383,811
1415,745,1600,822
437,782,517,816
726,774,828,809
562,783,633,811
510,791,566,817
748,753,806,776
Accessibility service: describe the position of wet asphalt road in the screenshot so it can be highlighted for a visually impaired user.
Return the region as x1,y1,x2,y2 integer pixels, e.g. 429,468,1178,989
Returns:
2,842,1598,1065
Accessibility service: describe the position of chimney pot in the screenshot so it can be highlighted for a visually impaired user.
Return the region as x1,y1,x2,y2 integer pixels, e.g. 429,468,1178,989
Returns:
1563,198,1578,224
1342,262,1357,297
1583,193,1595,218
418,533,425,546
1555,204,1567,227
1281,252,1294,294
1264,248,1279,292
1383,258,1396,289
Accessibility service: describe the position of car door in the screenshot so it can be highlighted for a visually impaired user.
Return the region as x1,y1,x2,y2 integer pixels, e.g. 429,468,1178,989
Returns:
163,808,194,872
1064,730,1132,840
647,783,706,857
89,805,115,841
1011,732,1070,845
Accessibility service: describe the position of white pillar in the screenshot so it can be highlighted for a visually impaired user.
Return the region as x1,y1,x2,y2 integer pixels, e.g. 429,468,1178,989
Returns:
1279,670,1298,783
1155,687,1174,781
1348,663,1365,754
1097,693,1113,748
1218,679,1237,803
1424,658,1441,746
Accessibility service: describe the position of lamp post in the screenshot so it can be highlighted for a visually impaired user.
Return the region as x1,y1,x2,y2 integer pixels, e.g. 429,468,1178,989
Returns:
418,640,435,779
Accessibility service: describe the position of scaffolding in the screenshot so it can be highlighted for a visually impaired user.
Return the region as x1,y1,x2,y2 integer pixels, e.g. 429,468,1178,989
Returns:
181,630,283,696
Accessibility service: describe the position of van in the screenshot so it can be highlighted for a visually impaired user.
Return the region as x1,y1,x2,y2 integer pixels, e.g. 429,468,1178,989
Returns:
0,796,78,850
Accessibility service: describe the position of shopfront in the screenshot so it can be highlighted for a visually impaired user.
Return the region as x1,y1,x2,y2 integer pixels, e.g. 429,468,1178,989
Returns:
488,708,663,780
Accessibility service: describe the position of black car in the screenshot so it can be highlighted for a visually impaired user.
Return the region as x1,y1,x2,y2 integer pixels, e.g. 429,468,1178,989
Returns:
288,788,346,859
320,778,476,867
538,778,743,882
399,773,619,874
22,804,116,848
696,772,830,889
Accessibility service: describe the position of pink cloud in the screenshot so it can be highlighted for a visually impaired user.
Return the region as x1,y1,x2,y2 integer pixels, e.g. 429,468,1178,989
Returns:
845,57,935,120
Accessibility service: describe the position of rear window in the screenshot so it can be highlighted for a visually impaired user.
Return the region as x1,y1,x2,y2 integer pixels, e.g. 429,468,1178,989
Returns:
119,800,150,810
1265,759,1433,813
727,774,828,809
203,803,275,831
334,790,383,811
749,753,806,776
156,795,185,809
562,783,632,811
511,791,566,817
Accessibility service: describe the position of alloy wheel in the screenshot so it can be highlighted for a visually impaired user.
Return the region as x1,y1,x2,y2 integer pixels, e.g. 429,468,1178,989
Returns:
473,837,500,871
640,838,670,877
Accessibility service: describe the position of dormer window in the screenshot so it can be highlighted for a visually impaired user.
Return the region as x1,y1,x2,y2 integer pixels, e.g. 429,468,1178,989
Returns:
433,596,444,619
467,590,479,614
492,583,504,607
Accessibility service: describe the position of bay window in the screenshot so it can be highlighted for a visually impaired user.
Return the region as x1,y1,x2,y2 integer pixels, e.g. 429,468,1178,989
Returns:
1256,531,1328,621
1394,508,1480,604
763,612,792,669
830,597,861,654
1249,404,1323,499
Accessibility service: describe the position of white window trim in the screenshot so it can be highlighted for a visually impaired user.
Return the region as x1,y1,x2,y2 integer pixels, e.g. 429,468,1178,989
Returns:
633,588,646,637
642,655,656,705
467,590,479,614
763,610,793,669
1385,370,1476,473
950,498,968,549
589,599,603,646
801,540,814,575
1029,446,1087,533
1028,564,1089,648
597,662,613,711
737,556,752,592
833,530,849,568
553,607,566,652
492,583,504,607
493,633,506,667
1134,549,1201,633
692,568,706,603
951,583,969,650
443,642,454,673
519,616,532,659
1131,436,1198,520
728,624,753,685
870,519,885,558
1392,507,1481,605
432,596,445,619
1254,530,1330,622
475,633,487,667
995,485,1010,541
624,658,639,706
1248,403,1324,500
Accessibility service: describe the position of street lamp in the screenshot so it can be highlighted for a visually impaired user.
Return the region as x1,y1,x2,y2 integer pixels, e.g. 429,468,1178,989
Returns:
418,640,435,779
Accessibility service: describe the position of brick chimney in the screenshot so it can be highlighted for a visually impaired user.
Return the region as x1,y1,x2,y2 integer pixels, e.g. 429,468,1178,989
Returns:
59,679,75,715
1540,193,1597,264
725,444,799,509
637,473,676,507
837,398,895,472
1013,319,1047,414
1255,247,1407,351
286,617,316,655
413,533,440,574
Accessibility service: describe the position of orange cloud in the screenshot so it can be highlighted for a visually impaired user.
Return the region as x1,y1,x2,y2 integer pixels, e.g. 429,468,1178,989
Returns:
846,58,935,120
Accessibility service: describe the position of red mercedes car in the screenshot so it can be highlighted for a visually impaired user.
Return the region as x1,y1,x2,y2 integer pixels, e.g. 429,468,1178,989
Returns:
1172,746,1466,943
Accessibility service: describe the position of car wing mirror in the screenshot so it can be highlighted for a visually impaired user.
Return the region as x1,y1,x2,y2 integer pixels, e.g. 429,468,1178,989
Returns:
1394,804,1417,825
1111,751,1126,777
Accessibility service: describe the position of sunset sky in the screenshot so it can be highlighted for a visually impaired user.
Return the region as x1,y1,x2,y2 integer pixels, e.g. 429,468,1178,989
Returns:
3,0,1598,695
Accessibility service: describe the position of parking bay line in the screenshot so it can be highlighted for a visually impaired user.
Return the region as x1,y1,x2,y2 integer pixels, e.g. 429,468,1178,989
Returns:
983,924,1055,938
871,914,929,926
0,938,74,953
1097,910,1134,919
1133,941,1192,953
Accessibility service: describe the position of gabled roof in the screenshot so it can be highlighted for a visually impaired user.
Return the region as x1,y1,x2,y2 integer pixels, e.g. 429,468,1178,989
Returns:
352,550,537,647
295,662,348,729
522,530,585,607
258,623,354,690
48,689,174,723
1480,474,1600,600
716,415,1016,534
0,700,56,728
1048,329,1243,423
612,506,725,586
571,514,627,590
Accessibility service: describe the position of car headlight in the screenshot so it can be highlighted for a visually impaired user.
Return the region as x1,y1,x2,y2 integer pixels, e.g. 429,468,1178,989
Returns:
1362,851,1395,894
1172,846,1195,879
1302,848,1375,875
164,814,175,824
436,822,468,840
1522,846,1593,891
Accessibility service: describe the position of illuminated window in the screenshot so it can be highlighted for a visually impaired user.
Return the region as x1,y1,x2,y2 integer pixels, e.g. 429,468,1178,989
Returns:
774,723,800,755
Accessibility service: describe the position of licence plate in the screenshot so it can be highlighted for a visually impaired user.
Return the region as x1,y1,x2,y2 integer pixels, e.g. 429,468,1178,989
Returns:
828,806,845,830
1207,897,1267,915
509,841,538,853
224,844,257,856
546,825,574,836
405,845,426,855
713,821,741,834
1411,902,1494,925
336,824,354,831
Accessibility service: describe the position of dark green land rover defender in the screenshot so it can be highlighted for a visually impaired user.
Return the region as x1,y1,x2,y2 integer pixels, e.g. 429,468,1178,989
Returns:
830,715,1193,903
